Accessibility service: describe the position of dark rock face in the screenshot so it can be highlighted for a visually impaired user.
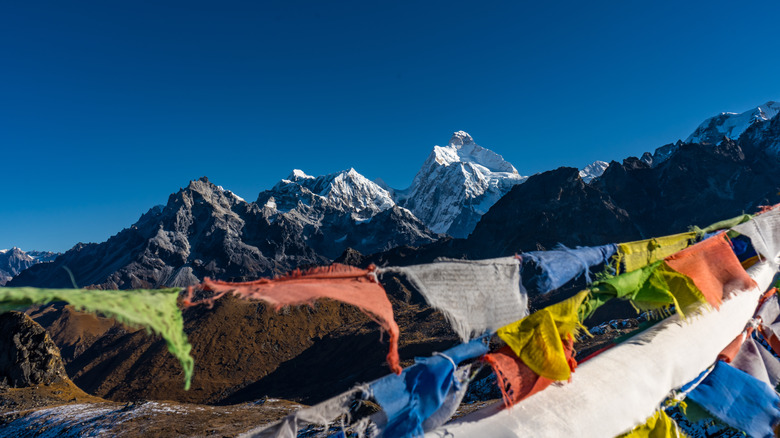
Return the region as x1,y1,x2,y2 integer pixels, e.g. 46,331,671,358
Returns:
472,138,780,254
468,167,637,257
10,176,438,289
0,311,68,387
594,139,779,238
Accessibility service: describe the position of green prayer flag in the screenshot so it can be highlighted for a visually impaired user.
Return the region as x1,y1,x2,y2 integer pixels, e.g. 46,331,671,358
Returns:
0,287,194,390
582,261,707,321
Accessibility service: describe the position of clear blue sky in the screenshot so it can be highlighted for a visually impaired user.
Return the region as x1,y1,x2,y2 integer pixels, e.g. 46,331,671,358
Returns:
2,0,780,252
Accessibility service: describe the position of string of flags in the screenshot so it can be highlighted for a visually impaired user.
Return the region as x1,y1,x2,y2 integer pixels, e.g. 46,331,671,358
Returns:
428,260,779,437
1,205,780,437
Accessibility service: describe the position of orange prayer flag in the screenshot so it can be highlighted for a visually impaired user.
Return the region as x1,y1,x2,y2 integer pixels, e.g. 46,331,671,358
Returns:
665,233,756,308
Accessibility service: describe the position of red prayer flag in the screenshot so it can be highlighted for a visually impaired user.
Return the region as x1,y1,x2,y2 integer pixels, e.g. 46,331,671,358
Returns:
189,264,402,374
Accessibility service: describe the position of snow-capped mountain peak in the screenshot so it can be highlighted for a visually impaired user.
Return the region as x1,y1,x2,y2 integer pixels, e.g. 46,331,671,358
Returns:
579,160,609,183
686,101,780,145
259,168,395,218
250,168,438,259
398,131,526,237
287,169,315,181
325,168,395,216
432,131,519,174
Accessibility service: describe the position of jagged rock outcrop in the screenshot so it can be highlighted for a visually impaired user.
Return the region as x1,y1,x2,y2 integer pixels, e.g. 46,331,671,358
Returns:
0,311,68,387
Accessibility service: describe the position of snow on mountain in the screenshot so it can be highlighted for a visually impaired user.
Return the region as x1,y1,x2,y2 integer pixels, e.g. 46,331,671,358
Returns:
255,169,438,258
686,101,780,145
26,250,59,263
648,101,780,166
398,131,527,238
258,168,396,221
216,185,246,203
579,160,609,183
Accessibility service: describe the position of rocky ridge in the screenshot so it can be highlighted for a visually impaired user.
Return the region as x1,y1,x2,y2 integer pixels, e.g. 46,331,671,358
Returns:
10,176,437,289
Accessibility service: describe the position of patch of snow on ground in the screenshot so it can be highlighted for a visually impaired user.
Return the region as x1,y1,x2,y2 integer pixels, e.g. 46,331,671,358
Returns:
0,403,116,438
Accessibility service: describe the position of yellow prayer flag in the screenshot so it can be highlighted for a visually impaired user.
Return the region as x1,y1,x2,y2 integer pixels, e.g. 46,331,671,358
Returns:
497,290,588,381
617,410,687,438
617,232,697,274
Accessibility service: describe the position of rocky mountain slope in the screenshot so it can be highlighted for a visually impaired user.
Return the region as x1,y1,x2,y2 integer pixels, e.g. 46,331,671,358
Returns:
0,248,58,286
0,309,308,437
17,276,459,406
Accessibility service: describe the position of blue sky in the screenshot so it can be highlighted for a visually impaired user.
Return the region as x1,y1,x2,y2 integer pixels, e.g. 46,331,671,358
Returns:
2,0,780,252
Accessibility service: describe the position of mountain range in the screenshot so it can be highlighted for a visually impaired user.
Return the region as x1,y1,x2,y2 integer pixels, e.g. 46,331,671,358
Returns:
8,101,780,290
5,131,576,288
0,248,58,286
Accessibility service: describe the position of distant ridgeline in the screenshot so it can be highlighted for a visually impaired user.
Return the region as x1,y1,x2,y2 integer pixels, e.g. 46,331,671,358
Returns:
3,204,780,437
0,248,58,286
